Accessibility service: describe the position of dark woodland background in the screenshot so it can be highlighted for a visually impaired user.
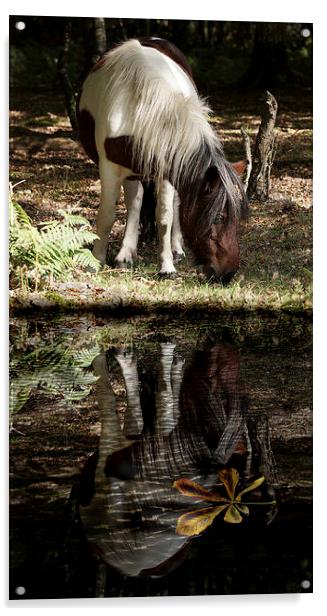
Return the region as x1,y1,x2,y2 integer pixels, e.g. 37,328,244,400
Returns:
10,16,312,94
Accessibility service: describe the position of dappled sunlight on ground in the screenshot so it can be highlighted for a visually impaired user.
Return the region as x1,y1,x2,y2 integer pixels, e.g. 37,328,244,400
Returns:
9,88,312,312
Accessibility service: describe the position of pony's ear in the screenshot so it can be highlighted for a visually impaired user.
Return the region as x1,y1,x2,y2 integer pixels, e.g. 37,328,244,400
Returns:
232,159,248,177
203,165,220,194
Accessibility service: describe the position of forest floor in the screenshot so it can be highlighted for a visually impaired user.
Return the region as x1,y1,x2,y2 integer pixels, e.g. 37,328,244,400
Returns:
9,86,313,315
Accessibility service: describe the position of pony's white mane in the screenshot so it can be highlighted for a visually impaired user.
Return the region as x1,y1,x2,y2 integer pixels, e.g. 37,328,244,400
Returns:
96,39,221,186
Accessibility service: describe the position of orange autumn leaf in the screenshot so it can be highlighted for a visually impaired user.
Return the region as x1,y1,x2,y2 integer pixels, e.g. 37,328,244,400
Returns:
173,468,275,536
217,467,240,499
236,476,265,500
176,505,229,536
173,478,228,503
223,504,243,524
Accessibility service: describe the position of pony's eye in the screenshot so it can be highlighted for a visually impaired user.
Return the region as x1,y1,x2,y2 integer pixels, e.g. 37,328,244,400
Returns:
213,214,225,225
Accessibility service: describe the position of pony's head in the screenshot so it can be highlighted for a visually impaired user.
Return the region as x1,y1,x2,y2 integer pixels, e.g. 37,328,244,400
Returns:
180,159,248,284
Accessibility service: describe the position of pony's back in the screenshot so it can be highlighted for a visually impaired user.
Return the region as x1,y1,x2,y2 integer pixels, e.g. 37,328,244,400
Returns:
79,39,220,184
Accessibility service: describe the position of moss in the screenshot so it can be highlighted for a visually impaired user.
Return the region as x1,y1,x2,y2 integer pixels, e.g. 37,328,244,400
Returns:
44,290,74,306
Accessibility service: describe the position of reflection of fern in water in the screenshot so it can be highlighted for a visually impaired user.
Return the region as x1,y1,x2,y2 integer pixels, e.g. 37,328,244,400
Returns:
10,337,101,424
9,197,100,289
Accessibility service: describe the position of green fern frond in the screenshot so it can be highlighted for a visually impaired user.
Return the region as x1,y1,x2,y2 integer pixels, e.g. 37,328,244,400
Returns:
9,198,32,229
9,196,101,286
59,210,94,228
73,345,102,367
10,337,100,415
72,249,101,272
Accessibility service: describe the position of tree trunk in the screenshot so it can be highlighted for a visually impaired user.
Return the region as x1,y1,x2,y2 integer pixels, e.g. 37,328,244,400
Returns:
171,20,189,48
57,19,77,131
208,21,224,47
119,19,127,42
145,19,152,37
198,20,209,46
246,23,289,88
247,91,278,202
92,18,107,65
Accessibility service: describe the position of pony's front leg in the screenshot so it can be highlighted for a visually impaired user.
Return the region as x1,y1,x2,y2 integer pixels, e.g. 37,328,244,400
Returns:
154,342,177,435
115,180,144,268
115,348,144,438
171,190,185,263
156,180,176,278
92,159,124,265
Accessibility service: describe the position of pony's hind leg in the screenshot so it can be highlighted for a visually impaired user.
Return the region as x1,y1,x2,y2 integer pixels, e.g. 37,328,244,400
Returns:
156,180,176,278
171,190,185,263
92,159,123,265
115,180,144,268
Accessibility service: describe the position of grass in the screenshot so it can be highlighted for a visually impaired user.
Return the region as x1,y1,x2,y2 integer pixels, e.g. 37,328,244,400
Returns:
10,264,311,314
9,89,312,315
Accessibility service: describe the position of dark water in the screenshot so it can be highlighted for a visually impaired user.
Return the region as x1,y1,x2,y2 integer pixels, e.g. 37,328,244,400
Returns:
9,315,312,599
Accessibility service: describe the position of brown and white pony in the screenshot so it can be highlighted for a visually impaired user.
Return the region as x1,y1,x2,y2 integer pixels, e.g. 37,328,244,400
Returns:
77,37,248,282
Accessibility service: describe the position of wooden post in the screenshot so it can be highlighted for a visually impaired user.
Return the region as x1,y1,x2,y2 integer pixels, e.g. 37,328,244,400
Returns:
247,91,278,201
240,127,253,193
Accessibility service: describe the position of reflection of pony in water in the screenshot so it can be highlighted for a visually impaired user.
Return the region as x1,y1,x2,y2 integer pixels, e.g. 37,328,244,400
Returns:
77,37,248,282
77,339,275,579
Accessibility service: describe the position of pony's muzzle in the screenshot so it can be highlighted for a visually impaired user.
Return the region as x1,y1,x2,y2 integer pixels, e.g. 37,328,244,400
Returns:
221,271,236,286
205,267,236,285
